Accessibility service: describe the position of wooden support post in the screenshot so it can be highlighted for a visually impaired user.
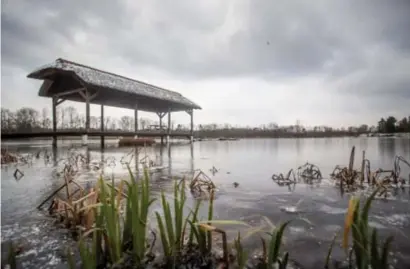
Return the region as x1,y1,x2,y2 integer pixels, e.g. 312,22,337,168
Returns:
168,144,172,176
83,90,90,145
190,109,194,143
159,112,163,144
134,103,138,138
85,91,90,132
52,97,57,148
190,143,194,172
167,109,171,144
100,104,104,148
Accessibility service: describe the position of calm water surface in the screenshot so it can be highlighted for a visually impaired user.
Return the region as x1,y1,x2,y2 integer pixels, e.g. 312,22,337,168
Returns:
1,137,410,268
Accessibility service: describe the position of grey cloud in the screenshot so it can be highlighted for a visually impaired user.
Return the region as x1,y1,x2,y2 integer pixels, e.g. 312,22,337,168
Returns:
108,0,410,80
1,0,127,69
3,0,409,78
1,0,409,125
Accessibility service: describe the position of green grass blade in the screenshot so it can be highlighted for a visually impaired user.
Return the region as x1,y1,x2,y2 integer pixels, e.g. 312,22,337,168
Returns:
7,242,17,269
174,181,182,252
195,220,252,227
162,192,175,255
279,252,289,269
207,190,214,251
352,223,368,269
187,219,200,245
361,187,381,224
122,184,133,250
348,248,354,269
189,200,201,244
127,164,136,184
381,236,394,269
66,248,76,269
268,220,291,268
156,212,170,256
370,229,380,269
325,232,339,269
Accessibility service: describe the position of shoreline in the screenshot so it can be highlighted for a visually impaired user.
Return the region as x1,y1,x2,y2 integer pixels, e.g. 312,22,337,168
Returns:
1,132,408,142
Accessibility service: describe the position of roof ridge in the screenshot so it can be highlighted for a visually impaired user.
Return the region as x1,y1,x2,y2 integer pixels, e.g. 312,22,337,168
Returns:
56,58,183,96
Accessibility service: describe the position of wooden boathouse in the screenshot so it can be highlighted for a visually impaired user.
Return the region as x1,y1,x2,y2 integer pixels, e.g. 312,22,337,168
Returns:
1,58,201,147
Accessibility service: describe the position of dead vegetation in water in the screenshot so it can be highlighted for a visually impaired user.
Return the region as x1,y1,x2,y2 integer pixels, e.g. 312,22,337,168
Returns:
36,164,99,235
35,146,171,240
189,169,217,199
330,146,410,196
58,169,297,269
8,145,399,268
297,162,322,181
1,148,18,164
271,146,410,197
1,148,55,166
271,162,323,187
2,148,56,180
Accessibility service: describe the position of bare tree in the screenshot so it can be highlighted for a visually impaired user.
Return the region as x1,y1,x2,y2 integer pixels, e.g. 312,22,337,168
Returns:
41,108,51,129
110,120,117,130
65,106,77,129
104,116,111,130
90,116,98,129
120,116,132,130
1,108,15,131
55,107,62,129
139,118,147,130
15,107,39,131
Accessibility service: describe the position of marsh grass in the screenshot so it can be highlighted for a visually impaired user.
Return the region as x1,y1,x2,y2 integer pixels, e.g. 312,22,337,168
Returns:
233,232,248,269
155,179,189,258
258,221,291,269
4,242,17,269
65,165,154,269
342,187,394,269
59,164,397,269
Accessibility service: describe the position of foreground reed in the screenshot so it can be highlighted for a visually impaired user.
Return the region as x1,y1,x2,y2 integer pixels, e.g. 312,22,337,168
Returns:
65,167,154,268
68,170,402,268
342,187,394,269
2,157,400,269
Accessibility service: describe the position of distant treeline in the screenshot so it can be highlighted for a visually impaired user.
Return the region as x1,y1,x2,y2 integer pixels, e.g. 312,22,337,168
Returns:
1,107,409,138
194,128,358,139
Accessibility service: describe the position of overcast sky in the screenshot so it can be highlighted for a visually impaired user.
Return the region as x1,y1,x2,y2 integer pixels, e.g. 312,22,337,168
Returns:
1,0,409,128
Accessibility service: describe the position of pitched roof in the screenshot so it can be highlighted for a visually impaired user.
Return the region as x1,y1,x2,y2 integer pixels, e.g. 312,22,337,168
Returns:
27,58,201,110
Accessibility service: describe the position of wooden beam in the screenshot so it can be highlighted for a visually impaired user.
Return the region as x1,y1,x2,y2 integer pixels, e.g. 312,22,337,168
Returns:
78,90,87,100
156,112,166,118
54,87,85,98
56,98,66,106
89,90,99,101
39,80,54,96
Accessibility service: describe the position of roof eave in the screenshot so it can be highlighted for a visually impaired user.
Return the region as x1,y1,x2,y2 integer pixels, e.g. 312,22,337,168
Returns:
27,70,42,79
27,67,56,80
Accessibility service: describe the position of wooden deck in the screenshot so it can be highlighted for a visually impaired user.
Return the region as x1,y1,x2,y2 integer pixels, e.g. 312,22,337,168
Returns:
1,130,192,140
